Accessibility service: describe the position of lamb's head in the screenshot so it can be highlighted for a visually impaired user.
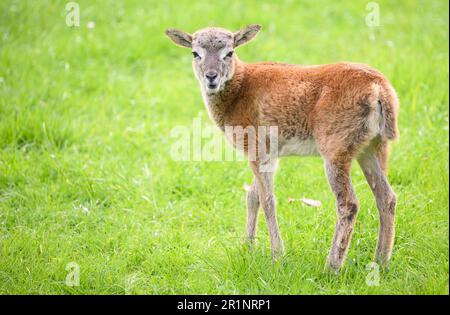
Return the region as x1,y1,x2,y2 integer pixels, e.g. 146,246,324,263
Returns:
165,25,261,94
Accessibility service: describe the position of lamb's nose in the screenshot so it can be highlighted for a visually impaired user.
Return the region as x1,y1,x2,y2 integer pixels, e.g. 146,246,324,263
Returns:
205,72,218,82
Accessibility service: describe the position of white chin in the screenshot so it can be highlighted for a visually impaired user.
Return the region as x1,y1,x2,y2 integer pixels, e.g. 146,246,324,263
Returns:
206,86,220,94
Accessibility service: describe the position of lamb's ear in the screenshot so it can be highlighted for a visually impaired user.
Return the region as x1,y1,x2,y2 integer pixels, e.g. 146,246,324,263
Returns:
165,28,192,48
233,24,261,47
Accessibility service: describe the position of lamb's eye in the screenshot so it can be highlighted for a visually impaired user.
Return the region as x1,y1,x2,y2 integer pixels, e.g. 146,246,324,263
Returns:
192,51,200,59
225,51,234,59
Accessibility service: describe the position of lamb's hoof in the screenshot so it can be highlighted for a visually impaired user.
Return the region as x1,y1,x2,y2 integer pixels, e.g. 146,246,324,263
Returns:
324,260,342,275
374,254,392,270
243,237,257,252
271,243,286,262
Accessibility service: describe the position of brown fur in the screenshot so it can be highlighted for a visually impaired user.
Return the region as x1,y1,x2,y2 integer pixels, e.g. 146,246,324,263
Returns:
166,25,399,272
208,60,399,157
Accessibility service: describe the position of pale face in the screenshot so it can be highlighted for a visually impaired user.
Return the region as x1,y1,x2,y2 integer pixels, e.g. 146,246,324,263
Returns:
165,24,261,94
191,29,236,94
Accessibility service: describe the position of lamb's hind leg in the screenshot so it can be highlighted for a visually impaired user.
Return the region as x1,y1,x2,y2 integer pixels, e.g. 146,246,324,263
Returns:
325,159,360,272
357,144,397,266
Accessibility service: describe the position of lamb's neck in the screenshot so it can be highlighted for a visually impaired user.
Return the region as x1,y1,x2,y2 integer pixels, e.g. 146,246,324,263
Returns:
201,61,246,131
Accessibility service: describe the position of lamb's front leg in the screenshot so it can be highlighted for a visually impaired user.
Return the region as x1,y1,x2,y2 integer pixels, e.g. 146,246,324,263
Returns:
246,177,260,244
249,161,284,260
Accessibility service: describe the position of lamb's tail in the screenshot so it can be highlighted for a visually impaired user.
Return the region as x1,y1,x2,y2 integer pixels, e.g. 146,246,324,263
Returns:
378,82,400,141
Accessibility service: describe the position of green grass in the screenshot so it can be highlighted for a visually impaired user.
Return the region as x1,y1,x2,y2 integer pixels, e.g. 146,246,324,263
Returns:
0,0,448,294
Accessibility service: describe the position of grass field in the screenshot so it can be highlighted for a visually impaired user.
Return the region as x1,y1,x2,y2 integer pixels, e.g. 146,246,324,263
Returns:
0,0,448,294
